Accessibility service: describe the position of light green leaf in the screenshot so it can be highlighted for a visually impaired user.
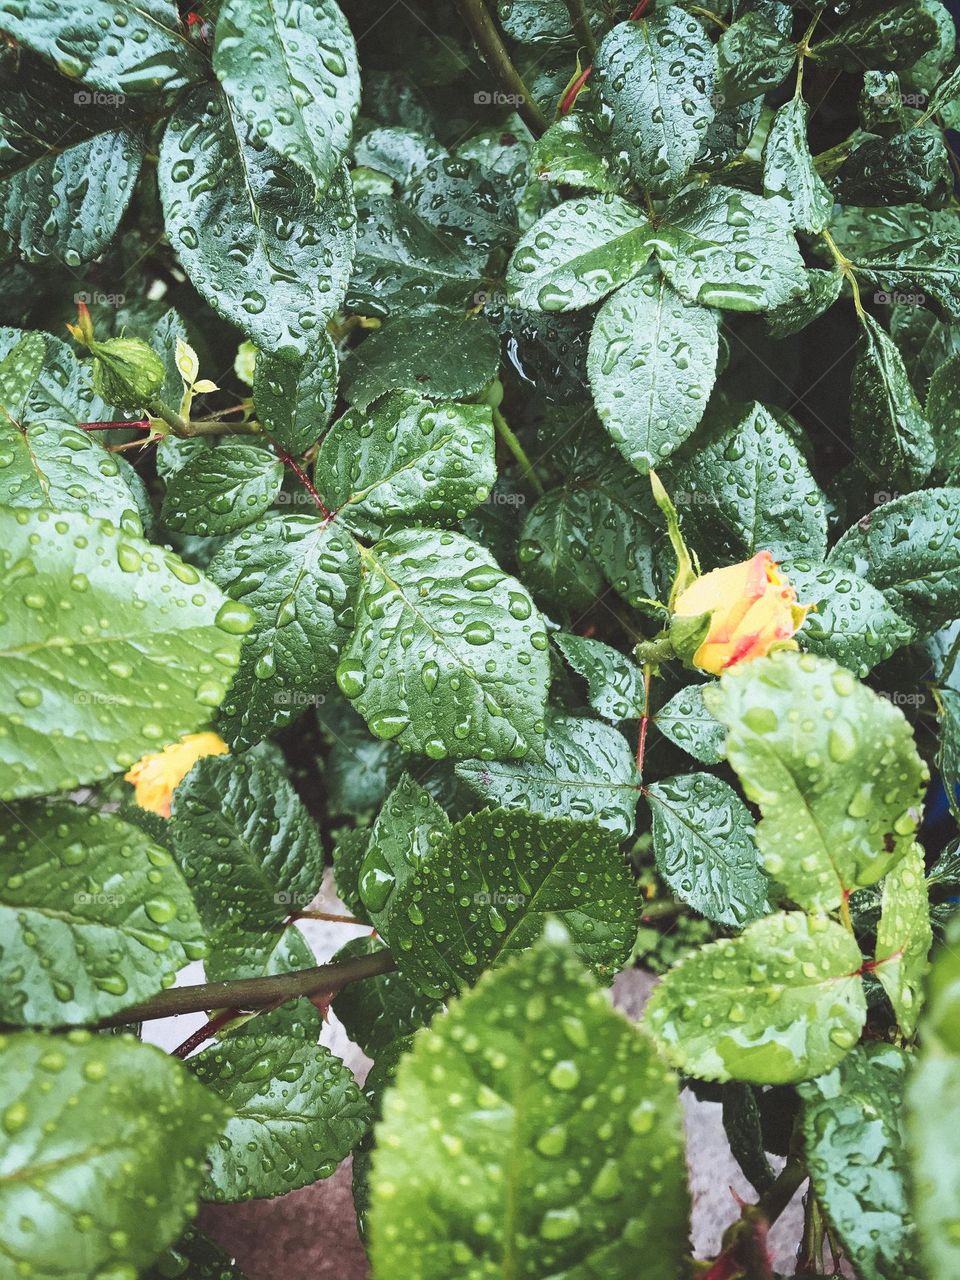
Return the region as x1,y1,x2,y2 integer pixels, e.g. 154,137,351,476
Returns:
553,633,646,723
856,234,960,323
206,513,360,749
762,97,833,234
654,684,725,764
0,0,205,95
388,809,640,998
212,0,359,190
647,772,769,928
800,1044,921,1280
645,911,867,1084
828,487,960,637
665,401,828,565
315,391,495,539
337,528,549,762
0,416,143,528
850,314,934,490
650,185,807,312
369,926,689,1280
0,507,247,801
594,9,716,196
456,709,640,837
254,334,339,456
507,194,653,313
0,327,112,429
588,276,719,473
161,442,284,538
355,774,450,933
0,1030,230,1279
783,558,914,676
189,1032,370,1201
0,800,202,1025
341,309,500,413
169,753,324,959
705,652,927,911
205,924,322,1043
874,844,931,1037
532,112,618,193
159,88,356,357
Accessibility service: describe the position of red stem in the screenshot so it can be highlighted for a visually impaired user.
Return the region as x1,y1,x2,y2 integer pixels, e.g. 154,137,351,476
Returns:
635,666,652,777
275,447,332,520
171,1006,240,1059
79,419,152,432
629,0,651,16
560,65,593,115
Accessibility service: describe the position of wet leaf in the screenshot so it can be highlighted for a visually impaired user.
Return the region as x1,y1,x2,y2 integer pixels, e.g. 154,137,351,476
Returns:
762,97,833,234
369,925,689,1280
332,934,440,1058
553,633,646,723
161,442,284,538
0,507,247,801
645,911,867,1084
647,772,769,928
706,652,927,911
254,334,339,455
716,8,796,107
850,313,934,490
873,844,931,1037
812,1,940,70
143,1226,246,1280
654,684,725,764
0,800,202,1025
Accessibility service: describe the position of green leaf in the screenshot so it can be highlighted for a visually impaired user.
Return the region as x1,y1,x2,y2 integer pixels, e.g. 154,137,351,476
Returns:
926,350,960,476
518,487,606,613
907,918,960,1280
333,826,374,920
783,559,914,677
850,314,934,490
650,185,807,312
161,442,284,538
169,753,324,958
0,326,112,427
856,234,960,323
159,88,356,357
594,10,716,196
341,309,500,412
812,1,940,69
369,926,689,1280
315,391,495,539
705,652,927,912
0,66,143,265
456,709,640,837
143,1226,245,1280
762,97,833,234
834,127,952,208
553,633,646,723
800,1044,921,1280
0,416,143,528
507,194,653,313
873,843,931,1037
354,126,444,185
647,772,769,928
828,487,960,637
716,9,796,107
388,809,640,998
532,112,618,193
0,800,202,1025
253,334,339,455
189,1031,370,1201
355,773,450,932
0,1029,230,1278
762,267,843,339
212,0,359,191
0,0,205,95
645,911,867,1084
337,528,549,762
206,513,360,748
0,507,248,801
665,401,828,565
654,684,725,764
205,924,322,1043
588,276,719,473
406,156,518,268
937,685,960,824
332,935,440,1058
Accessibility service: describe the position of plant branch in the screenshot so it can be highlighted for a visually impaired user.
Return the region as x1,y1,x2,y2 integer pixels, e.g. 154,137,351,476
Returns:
454,0,549,137
701,1157,808,1280
564,0,596,56
95,948,396,1028
635,663,653,777
274,446,333,519
492,406,545,495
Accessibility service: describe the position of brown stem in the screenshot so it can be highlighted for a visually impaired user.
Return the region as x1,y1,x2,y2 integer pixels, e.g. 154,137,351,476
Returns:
274,446,333,520
454,0,549,137
171,1006,240,1059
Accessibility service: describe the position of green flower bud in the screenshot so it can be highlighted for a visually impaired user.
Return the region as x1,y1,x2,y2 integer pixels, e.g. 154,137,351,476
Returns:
90,337,165,411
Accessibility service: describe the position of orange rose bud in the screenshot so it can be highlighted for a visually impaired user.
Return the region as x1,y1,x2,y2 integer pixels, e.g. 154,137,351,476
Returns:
673,551,811,677
124,732,228,817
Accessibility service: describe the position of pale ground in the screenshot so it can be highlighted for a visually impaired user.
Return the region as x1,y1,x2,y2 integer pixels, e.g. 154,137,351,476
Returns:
145,873,806,1276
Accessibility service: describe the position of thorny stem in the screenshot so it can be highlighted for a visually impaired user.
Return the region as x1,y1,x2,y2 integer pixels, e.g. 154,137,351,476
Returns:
289,910,364,925
564,0,597,57
94,948,396,1028
688,5,728,29
454,0,549,137
80,419,152,432
821,227,866,318
492,406,545,495
701,1157,808,1280
274,446,333,520
635,664,653,777
171,1006,241,1059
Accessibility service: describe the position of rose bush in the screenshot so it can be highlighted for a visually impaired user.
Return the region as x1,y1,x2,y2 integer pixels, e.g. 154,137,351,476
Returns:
0,0,959,1277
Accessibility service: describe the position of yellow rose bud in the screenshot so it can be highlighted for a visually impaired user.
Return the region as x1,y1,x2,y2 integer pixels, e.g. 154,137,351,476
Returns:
673,551,811,677
124,732,228,817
